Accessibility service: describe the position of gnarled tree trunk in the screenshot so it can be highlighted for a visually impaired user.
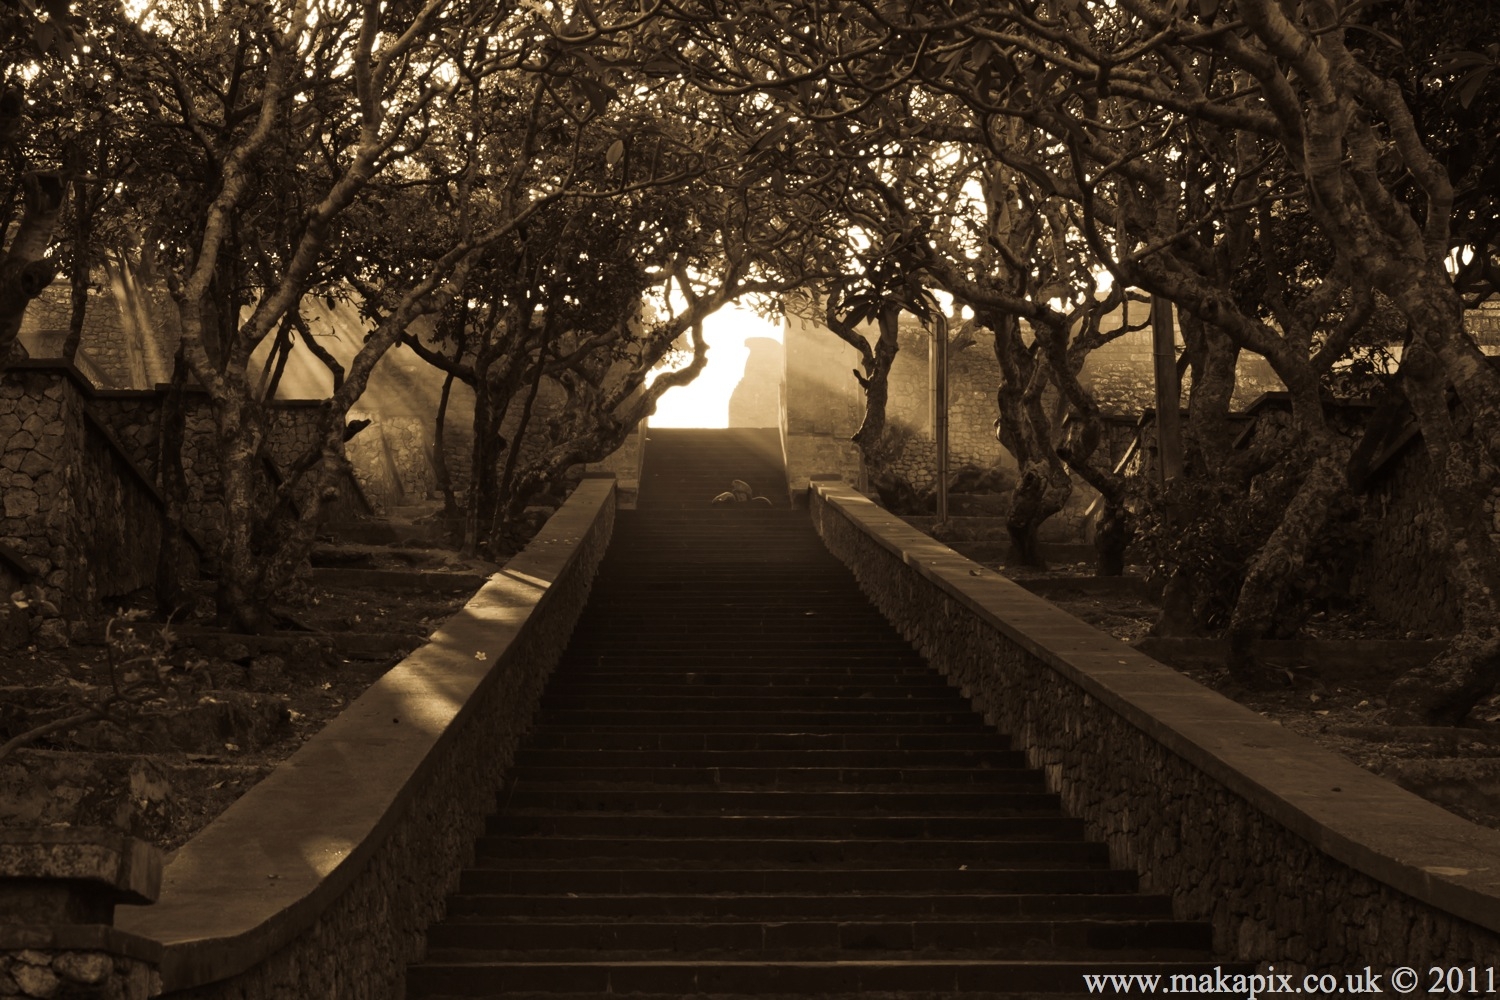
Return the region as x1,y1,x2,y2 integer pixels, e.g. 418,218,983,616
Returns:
1385,338,1500,723
991,313,1070,568
0,171,66,363
1221,352,1352,683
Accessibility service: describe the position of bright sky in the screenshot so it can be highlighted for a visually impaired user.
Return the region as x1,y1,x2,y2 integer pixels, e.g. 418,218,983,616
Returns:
649,302,783,427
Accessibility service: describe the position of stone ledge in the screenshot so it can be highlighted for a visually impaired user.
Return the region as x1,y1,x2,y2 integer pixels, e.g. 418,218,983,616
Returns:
0,923,162,963
0,829,161,906
307,566,491,591
812,482,1500,943
114,478,616,993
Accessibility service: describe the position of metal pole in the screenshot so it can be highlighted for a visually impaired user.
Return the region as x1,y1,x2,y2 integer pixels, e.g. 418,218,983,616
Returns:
933,312,949,527
1150,295,1184,483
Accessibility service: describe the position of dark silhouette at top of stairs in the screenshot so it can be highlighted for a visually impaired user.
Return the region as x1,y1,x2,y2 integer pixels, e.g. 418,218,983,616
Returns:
406,430,1238,998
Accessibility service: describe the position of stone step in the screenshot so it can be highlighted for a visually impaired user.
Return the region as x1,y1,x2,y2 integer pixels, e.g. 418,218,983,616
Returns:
557,644,922,658
505,766,1041,789
549,658,939,669
406,959,1241,997
530,724,997,736
468,840,1109,868
558,650,924,665
538,696,971,713
512,748,1025,769
520,732,1014,751
564,620,909,634
544,671,947,686
541,682,956,698
458,867,1130,896
470,840,1110,868
445,889,1163,922
424,917,1213,958
486,815,1086,840
500,789,1061,816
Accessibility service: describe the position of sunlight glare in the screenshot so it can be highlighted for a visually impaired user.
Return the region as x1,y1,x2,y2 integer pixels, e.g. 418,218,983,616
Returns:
649,303,783,428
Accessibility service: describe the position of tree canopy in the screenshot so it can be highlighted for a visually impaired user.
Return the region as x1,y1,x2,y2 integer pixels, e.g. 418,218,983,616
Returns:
5,0,1500,720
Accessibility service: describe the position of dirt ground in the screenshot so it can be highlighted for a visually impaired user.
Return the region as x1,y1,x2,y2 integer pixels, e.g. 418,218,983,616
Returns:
0,556,478,851
996,559,1500,832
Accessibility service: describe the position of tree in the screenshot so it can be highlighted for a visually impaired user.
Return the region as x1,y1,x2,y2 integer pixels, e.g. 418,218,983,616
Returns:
652,0,1465,678
108,0,661,631
0,0,93,361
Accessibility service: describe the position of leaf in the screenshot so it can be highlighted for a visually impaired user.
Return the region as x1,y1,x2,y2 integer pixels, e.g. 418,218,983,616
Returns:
606,139,625,166
1197,0,1222,18
578,77,615,116
1457,67,1494,109
752,123,792,152
1433,50,1494,72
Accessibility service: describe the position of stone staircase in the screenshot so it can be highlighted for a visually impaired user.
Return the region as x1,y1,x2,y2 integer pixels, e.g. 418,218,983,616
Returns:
638,426,787,508
406,430,1230,998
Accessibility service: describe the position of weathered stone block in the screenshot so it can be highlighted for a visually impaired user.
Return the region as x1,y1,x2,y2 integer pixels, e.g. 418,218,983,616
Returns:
9,963,56,998
15,453,49,480
50,952,111,985
3,493,39,519
32,620,68,650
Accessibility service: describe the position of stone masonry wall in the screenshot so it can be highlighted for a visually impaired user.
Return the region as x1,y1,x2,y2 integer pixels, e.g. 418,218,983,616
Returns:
811,486,1500,971
77,416,169,603
80,390,330,552
883,326,1012,492
0,946,158,999
342,412,473,512
0,370,87,616
1081,336,1284,417
17,281,174,390
781,310,865,494
0,367,354,611
0,371,188,616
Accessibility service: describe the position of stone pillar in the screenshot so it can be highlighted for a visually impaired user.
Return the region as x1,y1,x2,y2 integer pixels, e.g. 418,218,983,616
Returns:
780,310,864,497
0,828,163,999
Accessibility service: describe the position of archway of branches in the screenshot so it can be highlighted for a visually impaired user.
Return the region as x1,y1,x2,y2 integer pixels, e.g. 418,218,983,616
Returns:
3,0,1498,721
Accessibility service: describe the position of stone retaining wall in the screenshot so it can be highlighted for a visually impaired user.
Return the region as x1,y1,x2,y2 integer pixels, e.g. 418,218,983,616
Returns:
112,478,615,998
810,482,1500,971
0,367,182,619
0,366,378,616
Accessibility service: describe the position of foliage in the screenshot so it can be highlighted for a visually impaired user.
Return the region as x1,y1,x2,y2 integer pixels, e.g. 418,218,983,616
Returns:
1132,444,1370,637
0,607,201,763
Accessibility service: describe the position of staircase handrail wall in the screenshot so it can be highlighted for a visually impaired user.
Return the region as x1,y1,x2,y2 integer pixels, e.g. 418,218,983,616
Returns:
115,478,617,997
810,481,1500,969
